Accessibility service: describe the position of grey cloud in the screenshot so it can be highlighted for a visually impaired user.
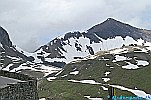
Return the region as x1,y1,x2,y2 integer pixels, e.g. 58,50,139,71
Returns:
0,0,151,52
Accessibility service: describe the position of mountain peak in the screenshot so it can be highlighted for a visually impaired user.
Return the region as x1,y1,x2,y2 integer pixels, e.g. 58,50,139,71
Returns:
87,18,144,40
106,18,116,21
0,26,12,47
103,18,123,25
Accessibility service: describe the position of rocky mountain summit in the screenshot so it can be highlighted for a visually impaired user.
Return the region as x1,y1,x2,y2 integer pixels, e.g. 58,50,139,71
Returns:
34,18,151,65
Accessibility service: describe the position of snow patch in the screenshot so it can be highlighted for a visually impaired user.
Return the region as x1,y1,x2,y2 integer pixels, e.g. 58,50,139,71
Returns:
2,64,13,71
47,77,57,81
122,62,139,69
84,96,103,100
55,70,64,76
68,80,101,85
39,98,46,100
137,60,149,66
102,78,110,82
101,86,108,91
61,74,68,78
10,64,62,77
114,55,127,61
70,71,79,75
104,72,110,76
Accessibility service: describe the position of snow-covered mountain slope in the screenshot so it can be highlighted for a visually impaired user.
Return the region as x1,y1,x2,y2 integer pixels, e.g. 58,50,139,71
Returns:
0,26,62,79
1,18,151,79
34,18,151,65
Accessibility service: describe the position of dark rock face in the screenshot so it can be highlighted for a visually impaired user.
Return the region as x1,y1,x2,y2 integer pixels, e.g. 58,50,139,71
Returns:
87,18,151,41
64,31,82,40
86,45,94,55
0,27,12,47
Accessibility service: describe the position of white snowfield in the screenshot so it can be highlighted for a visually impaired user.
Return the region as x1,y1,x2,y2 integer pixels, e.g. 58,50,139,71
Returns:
16,35,150,64
32,35,150,64
2,35,151,80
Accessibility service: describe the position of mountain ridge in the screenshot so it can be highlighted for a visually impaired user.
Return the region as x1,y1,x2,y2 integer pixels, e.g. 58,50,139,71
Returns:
1,18,151,77
33,18,151,66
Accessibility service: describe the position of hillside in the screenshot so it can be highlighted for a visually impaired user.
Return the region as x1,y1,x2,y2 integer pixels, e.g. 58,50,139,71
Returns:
38,44,151,100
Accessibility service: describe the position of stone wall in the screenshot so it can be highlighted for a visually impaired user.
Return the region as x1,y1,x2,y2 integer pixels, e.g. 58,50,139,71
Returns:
0,70,39,100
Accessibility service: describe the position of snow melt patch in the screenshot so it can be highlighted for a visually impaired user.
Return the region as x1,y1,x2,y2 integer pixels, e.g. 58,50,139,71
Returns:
101,86,108,91
102,78,110,82
137,60,149,66
40,65,62,77
110,67,114,69
68,80,101,85
104,72,110,76
47,77,57,81
144,41,151,51
10,64,62,77
39,98,46,100
55,70,64,76
70,71,79,75
61,74,68,78
2,64,13,71
62,37,90,63
10,64,38,72
122,62,139,69
84,96,103,100
106,64,110,66
114,55,127,61
110,84,151,99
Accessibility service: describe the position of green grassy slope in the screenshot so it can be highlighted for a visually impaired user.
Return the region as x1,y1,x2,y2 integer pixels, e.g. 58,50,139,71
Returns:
38,46,151,100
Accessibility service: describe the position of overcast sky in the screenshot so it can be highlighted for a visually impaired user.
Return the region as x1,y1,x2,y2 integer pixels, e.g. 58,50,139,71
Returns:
0,0,151,52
